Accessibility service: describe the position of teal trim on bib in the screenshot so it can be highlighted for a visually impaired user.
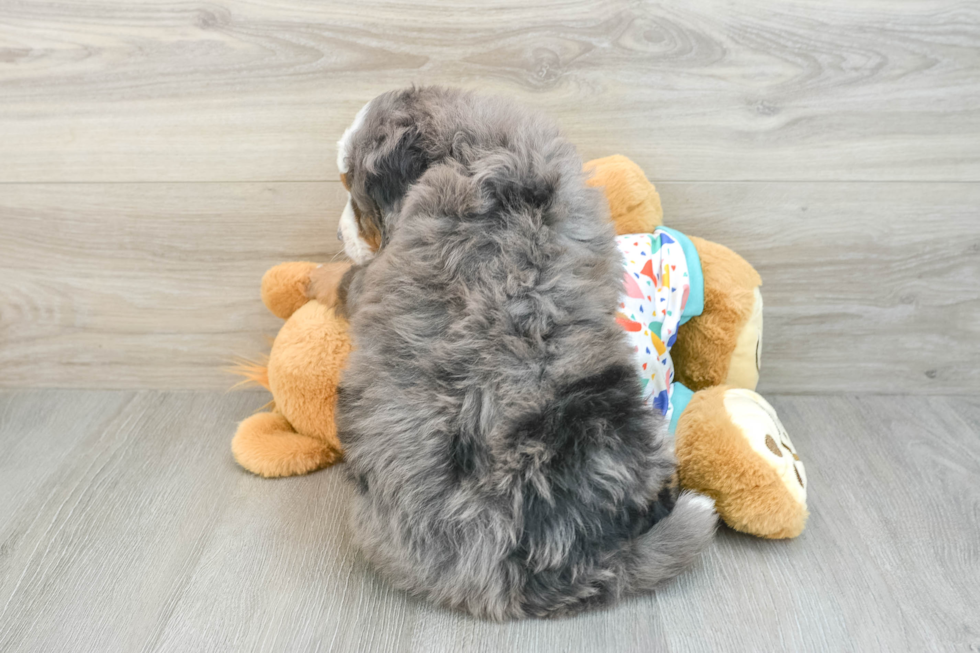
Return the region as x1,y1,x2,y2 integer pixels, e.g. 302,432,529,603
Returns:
658,227,704,325
668,382,694,435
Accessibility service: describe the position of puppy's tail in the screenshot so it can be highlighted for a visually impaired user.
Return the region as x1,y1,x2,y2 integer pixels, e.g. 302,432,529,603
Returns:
626,491,718,593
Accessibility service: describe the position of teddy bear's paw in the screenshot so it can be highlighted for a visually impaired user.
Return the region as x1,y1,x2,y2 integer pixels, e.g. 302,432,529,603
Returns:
723,389,807,504
307,261,352,308
232,412,341,478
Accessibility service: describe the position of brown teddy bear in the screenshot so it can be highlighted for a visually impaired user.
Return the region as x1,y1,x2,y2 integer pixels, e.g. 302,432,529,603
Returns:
232,155,808,539
231,262,350,476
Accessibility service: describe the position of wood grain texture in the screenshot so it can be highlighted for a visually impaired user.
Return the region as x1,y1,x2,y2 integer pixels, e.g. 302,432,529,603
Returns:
0,390,977,652
0,182,345,389
660,181,980,395
2,181,977,393
1,0,979,182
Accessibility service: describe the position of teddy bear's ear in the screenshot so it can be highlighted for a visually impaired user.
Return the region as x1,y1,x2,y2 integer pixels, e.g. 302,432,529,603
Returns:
584,155,663,235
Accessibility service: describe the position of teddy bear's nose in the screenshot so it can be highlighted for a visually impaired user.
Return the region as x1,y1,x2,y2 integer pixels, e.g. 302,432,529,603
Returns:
337,226,343,242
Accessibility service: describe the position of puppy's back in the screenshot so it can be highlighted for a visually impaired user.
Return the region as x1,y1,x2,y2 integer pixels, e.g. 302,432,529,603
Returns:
337,87,716,619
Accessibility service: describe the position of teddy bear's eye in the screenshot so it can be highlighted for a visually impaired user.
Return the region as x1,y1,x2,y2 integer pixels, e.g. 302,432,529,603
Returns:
764,434,782,457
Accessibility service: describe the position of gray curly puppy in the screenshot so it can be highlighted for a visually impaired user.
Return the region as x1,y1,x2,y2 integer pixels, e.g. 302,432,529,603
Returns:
333,86,716,620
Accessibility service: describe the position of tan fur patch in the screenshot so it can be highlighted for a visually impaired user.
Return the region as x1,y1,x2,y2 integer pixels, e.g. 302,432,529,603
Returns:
353,200,383,252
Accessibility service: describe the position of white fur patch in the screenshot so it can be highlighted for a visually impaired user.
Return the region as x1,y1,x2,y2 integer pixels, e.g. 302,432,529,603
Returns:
339,197,376,264
687,493,717,513
336,100,376,261
336,101,372,174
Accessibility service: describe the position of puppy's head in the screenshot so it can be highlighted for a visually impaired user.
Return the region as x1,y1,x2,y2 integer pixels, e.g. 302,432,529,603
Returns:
336,87,449,264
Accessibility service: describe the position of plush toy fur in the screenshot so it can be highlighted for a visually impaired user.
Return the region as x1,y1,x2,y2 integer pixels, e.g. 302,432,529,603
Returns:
232,262,350,477
585,155,806,539
584,154,664,233
672,237,762,390
675,387,807,539
232,155,807,539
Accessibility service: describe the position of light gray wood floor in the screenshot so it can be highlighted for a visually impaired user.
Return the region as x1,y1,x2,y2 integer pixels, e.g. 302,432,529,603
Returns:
1,389,977,652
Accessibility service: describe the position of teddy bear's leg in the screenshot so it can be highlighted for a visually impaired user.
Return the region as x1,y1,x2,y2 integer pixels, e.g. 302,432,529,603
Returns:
232,411,341,478
671,237,764,392
673,385,808,539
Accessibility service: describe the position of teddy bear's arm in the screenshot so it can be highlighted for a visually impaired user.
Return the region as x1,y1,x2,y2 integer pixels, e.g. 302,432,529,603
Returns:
307,261,353,309
261,262,320,320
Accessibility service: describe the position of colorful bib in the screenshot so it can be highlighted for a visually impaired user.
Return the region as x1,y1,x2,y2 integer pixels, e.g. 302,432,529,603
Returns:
615,228,703,424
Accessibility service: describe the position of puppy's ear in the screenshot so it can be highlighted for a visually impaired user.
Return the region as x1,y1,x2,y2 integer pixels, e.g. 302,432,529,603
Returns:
364,123,430,214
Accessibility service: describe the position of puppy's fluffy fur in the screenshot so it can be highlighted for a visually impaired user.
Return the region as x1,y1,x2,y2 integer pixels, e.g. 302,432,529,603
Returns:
334,87,716,619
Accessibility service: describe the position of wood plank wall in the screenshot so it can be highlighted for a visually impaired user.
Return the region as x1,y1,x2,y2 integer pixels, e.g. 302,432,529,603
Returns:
1,0,978,392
